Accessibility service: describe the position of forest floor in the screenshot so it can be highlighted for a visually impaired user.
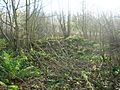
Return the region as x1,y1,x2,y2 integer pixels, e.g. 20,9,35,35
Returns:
0,36,120,90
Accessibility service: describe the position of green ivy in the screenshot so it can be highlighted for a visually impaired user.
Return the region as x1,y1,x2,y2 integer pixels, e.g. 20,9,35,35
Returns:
0,51,40,84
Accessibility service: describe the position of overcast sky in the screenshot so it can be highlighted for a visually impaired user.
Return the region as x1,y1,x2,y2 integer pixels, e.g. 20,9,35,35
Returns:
0,0,120,15
43,0,120,15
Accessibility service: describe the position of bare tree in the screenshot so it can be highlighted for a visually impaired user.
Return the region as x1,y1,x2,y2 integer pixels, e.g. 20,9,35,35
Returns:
100,13,120,66
57,11,71,38
81,0,87,38
0,0,45,49
11,0,19,49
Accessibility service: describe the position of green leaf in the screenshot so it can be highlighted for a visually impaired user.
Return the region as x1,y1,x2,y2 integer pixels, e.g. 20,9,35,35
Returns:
0,81,7,86
17,66,40,78
8,85,18,90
